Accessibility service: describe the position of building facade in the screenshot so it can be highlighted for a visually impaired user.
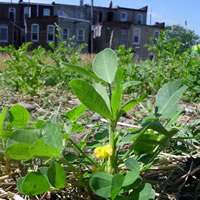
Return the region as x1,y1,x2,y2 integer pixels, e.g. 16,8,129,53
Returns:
0,0,164,59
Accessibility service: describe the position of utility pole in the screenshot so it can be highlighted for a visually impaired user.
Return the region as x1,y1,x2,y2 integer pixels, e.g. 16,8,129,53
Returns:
90,0,94,53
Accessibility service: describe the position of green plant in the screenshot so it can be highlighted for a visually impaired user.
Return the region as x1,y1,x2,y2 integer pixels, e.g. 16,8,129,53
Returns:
0,48,188,199
0,43,48,95
69,48,188,199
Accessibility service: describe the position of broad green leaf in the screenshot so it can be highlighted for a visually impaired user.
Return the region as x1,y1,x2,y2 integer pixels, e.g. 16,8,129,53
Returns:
117,94,147,121
122,170,140,187
133,134,160,155
155,81,187,119
62,63,101,82
65,104,87,122
33,120,46,129
111,174,124,200
39,167,49,178
47,162,66,189
0,107,7,137
94,129,108,141
17,177,25,195
40,121,63,154
89,172,112,198
20,172,50,196
129,183,155,200
165,109,183,128
6,130,38,160
125,158,140,171
92,48,118,83
93,83,111,112
30,139,61,158
9,105,30,127
6,143,34,160
71,122,85,133
148,120,169,135
70,80,112,119
64,152,79,163
111,67,124,119
123,81,141,90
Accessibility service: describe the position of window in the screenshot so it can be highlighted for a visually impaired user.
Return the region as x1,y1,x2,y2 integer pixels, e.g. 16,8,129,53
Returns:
24,7,31,19
77,29,85,42
98,12,103,23
8,7,16,21
62,28,69,40
43,8,50,16
57,10,64,16
0,25,8,42
153,30,160,39
120,29,128,45
120,12,127,22
137,14,143,24
107,12,114,21
133,28,140,45
31,24,39,42
47,25,55,42
76,11,82,19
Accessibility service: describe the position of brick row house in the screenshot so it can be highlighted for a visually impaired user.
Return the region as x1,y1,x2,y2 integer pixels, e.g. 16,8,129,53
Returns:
0,1,57,49
0,0,164,59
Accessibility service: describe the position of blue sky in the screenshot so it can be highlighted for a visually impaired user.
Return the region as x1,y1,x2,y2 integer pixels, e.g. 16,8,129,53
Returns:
4,0,200,36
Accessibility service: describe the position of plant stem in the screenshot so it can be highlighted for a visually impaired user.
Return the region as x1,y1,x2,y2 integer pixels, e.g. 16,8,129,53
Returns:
107,120,116,174
68,138,99,168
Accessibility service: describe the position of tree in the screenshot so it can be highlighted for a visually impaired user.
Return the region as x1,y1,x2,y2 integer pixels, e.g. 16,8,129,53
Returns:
165,25,199,52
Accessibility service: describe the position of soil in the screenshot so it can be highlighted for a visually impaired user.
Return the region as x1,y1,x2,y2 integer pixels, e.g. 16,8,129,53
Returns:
0,86,200,200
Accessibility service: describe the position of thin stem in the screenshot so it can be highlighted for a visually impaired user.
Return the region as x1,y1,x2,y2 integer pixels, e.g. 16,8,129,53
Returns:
61,158,90,195
67,138,99,168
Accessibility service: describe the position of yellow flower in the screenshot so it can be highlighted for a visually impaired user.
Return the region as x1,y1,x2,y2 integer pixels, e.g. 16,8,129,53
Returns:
92,167,100,172
104,145,113,156
94,145,113,159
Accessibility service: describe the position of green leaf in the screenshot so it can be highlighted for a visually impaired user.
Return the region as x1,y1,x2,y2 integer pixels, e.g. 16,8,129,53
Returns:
47,162,66,189
64,152,79,163
148,120,169,135
93,83,111,112
111,67,124,119
17,177,25,194
89,172,112,198
123,81,141,90
71,122,85,133
40,121,63,154
133,134,159,155
122,170,140,187
6,130,38,160
33,120,46,129
30,139,61,158
117,94,146,121
94,129,108,141
155,81,187,119
0,107,7,137
125,158,140,171
65,104,87,122
92,48,118,83
62,63,101,82
70,79,112,119
20,172,50,196
129,183,155,200
9,105,30,127
111,174,124,200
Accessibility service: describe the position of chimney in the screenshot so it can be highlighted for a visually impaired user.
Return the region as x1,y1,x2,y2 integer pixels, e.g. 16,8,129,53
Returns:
109,0,112,8
80,0,84,6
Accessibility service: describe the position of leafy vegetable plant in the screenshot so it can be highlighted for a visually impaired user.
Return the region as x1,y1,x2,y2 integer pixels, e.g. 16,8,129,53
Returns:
0,48,188,199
